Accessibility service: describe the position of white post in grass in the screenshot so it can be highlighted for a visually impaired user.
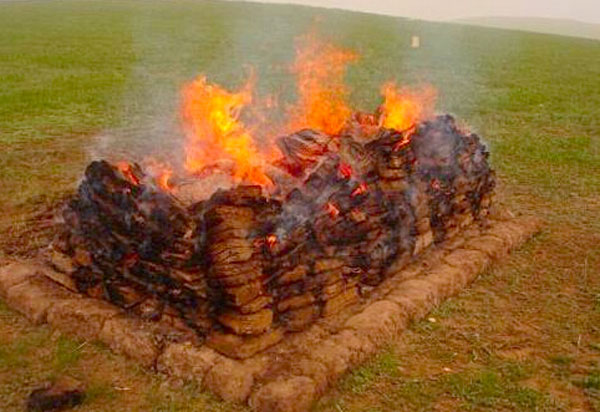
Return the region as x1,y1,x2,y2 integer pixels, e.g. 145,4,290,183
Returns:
411,35,420,49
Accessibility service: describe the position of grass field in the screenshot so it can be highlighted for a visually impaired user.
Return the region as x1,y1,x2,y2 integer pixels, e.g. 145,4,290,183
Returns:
1,0,599,410
455,17,600,41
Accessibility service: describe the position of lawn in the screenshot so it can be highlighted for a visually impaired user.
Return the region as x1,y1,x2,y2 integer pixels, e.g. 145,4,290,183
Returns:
0,0,599,410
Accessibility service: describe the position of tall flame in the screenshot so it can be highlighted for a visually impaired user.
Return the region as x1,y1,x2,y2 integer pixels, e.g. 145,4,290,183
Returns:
380,82,436,132
175,33,437,192
287,32,358,135
182,74,272,187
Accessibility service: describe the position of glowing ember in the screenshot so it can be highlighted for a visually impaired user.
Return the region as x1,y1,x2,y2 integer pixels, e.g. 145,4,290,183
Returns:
380,82,436,133
122,252,138,268
349,208,366,222
287,32,358,135
351,182,368,197
338,162,353,179
116,162,140,185
392,126,416,151
266,234,277,249
181,74,273,187
325,202,340,218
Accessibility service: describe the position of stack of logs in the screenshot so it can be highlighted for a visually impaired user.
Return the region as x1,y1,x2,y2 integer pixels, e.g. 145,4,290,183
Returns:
48,114,495,358
51,161,211,338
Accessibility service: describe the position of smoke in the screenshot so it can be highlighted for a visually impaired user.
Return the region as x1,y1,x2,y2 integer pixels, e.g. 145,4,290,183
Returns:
85,0,502,196
87,3,287,165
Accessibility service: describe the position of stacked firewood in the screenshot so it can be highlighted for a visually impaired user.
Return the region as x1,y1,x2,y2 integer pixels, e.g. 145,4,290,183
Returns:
50,160,211,335
49,114,495,356
411,115,495,242
195,186,277,336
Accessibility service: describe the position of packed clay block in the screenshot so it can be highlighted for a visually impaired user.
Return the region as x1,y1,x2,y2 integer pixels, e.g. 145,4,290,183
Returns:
485,221,524,247
314,258,344,273
288,358,330,395
46,298,121,341
217,308,273,335
249,377,317,412
277,294,315,312
280,305,320,331
304,339,352,383
99,316,160,368
47,248,77,275
424,265,463,299
206,329,284,359
237,295,274,315
221,280,265,307
329,329,376,366
383,262,422,281
276,265,309,285
413,231,434,255
344,300,407,346
0,262,40,299
443,249,488,279
502,220,536,245
156,343,220,384
321,287,359,317
5,276,76,324
385,278,438,319
204,356,266,404
321,279,357,300
216,269,264,287
463,235,508,260
38,265,78,292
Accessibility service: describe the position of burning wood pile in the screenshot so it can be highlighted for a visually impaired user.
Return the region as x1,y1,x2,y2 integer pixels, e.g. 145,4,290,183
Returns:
48,114,494,358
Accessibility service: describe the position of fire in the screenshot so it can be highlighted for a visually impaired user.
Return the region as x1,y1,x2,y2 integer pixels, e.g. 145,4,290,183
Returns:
380,82,436,133
116,162,140,185
325,202,340,218
144,159,174,192
166,33,439,192
392,126,415,152
288,32,358,135
156,169,173,191
351,182,368,197
181,74,273,187
338,162,353,179
266,234,277,249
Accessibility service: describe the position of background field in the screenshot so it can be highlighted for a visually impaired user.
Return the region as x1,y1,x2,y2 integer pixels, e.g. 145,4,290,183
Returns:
0,0,599,411
455,16,600,41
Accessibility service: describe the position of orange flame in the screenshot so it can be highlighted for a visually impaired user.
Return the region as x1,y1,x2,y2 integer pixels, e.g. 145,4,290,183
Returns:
266,234,277,249
144,159,174,192
392,126,416,151
116,162,140,185
156,170,173,191
351,182,368,197
338,162,353,179
325,202,340,218
287,32,358,135
181,74,273,187
380,82,436,132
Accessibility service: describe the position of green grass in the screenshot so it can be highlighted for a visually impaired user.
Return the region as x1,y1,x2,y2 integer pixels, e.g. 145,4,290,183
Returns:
0,0,599,411
340,348,400,394
579,371,600,390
